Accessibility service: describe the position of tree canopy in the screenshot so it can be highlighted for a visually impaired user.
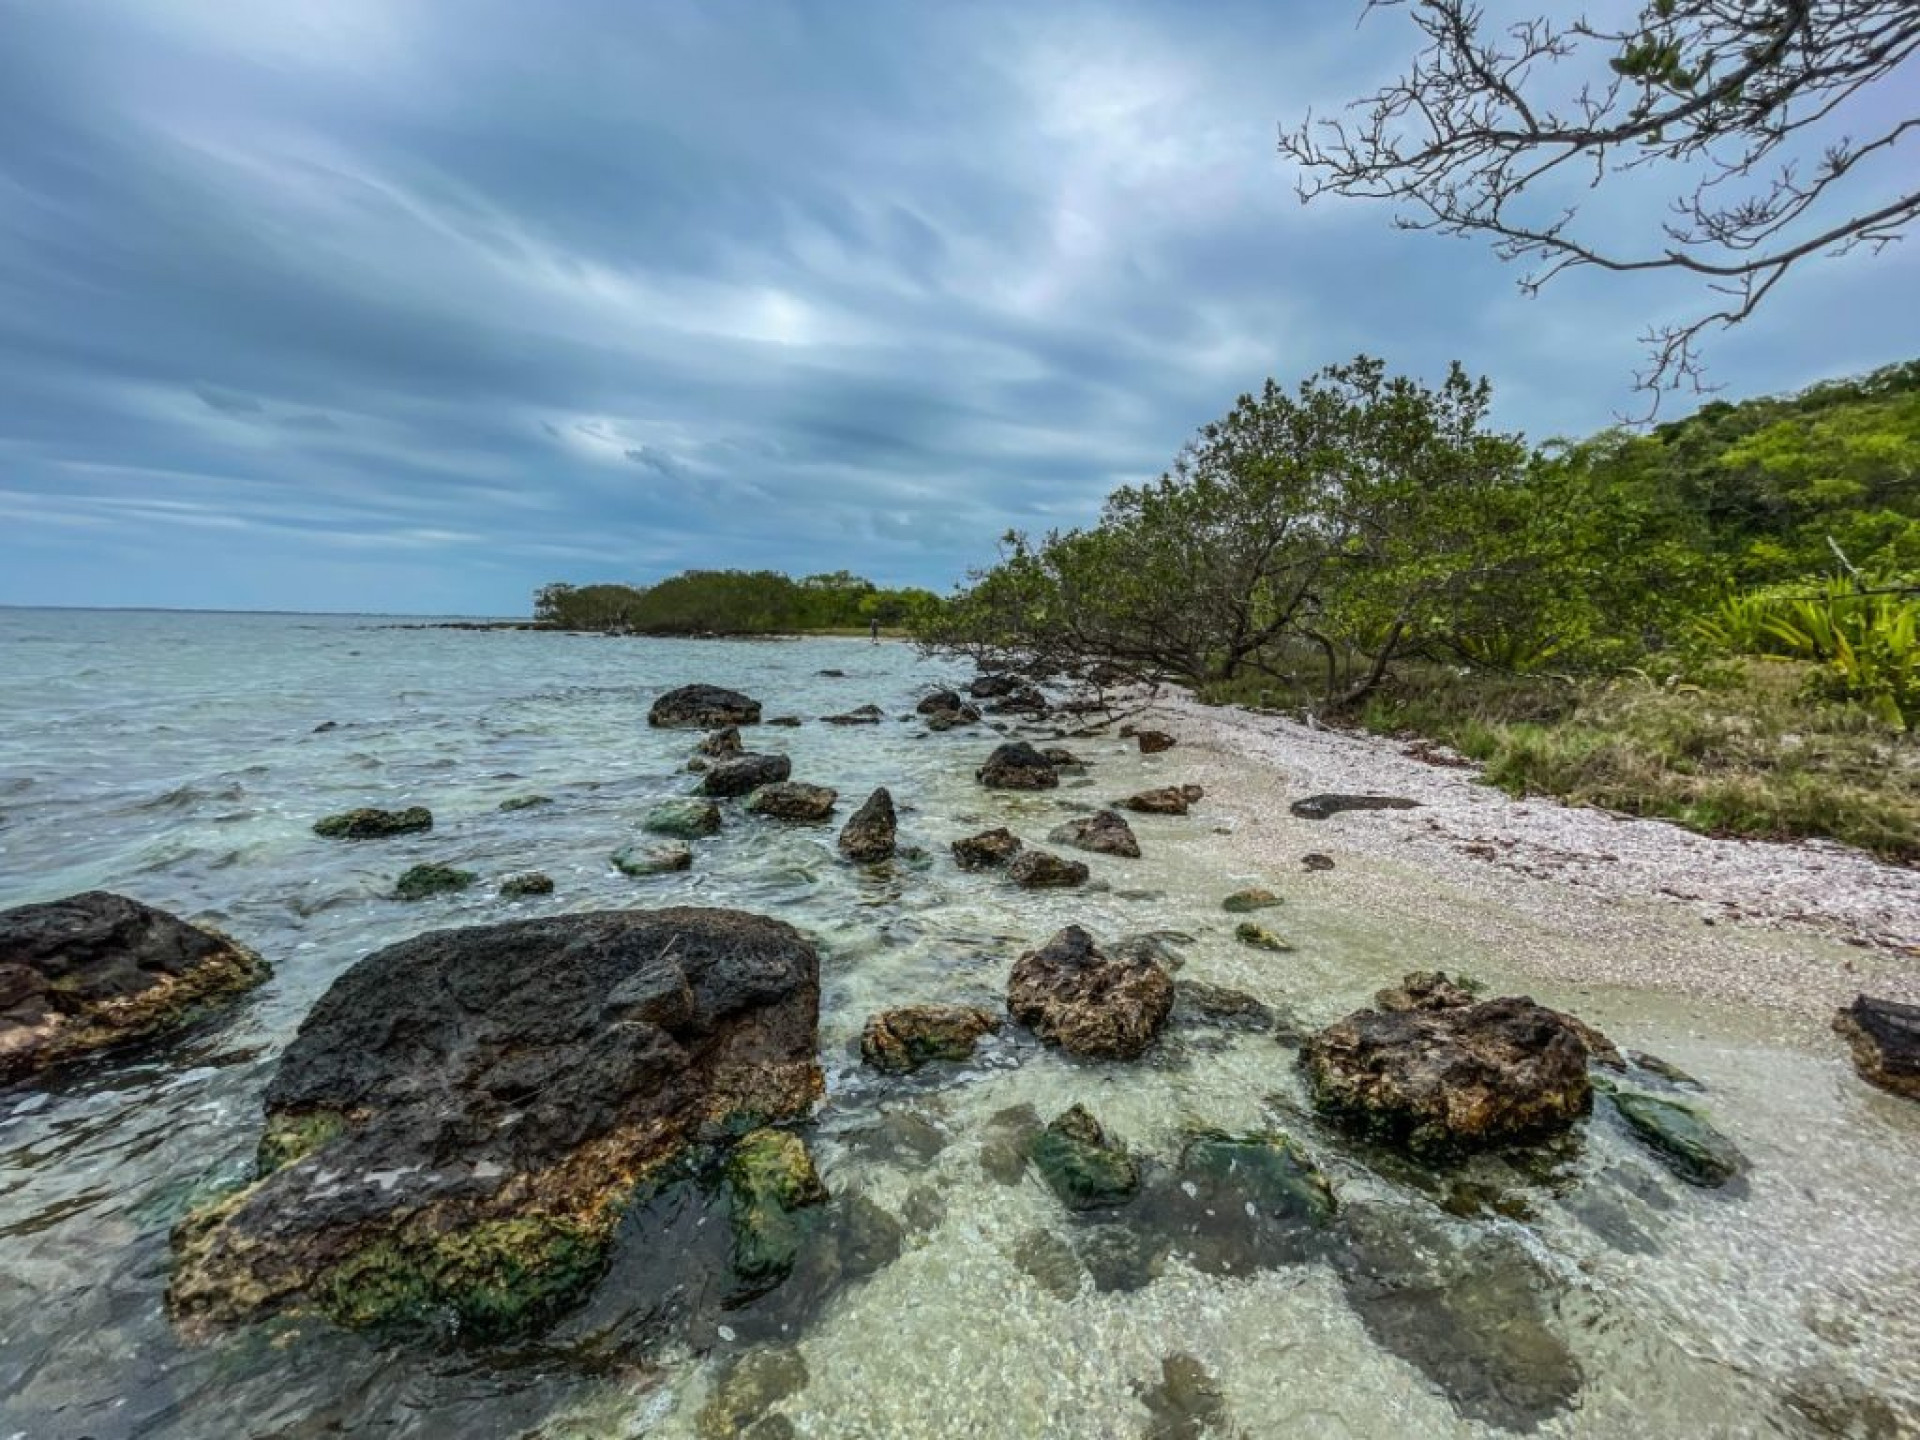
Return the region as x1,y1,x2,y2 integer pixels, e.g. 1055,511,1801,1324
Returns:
533,570,943,635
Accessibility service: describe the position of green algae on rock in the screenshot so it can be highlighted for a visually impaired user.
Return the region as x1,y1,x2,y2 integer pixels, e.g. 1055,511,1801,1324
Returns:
859,1003,997,1073
499,872,554,899
313,806,433,840
497,794,552,812
726,1129,830,1294
393,864,476,901
1610,1091,1746,1186
1222,887,1282,913
1234,921,1293,952
644,797,724,839
1030,1104,1139,1211
611,841,693,877
0,891,271,1085
1179,1132,1336,1227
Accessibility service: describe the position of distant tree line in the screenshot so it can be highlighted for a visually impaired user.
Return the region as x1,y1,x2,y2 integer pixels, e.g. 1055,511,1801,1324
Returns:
533,569,945,636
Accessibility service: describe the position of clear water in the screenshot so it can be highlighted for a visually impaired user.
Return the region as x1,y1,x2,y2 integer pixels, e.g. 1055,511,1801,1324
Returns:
1,609,1916,1439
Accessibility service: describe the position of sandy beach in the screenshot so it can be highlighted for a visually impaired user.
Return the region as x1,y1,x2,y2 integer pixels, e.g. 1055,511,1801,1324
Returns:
1150,690,1920,1031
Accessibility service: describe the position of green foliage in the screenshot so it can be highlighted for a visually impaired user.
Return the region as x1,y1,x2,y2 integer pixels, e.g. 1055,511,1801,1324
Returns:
533,571,942,635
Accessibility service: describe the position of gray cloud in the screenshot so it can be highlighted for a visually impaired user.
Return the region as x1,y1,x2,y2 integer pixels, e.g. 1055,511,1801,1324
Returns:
0,0,1914,612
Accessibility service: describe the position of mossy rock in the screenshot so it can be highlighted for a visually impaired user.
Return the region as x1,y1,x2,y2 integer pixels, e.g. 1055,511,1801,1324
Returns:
314,806,433,840
1179,1132,1336,1226
255,1109,348,1177
1610,1091,1745,1187
1234,921,1293,952
499,872,554,898
498,795,552,812
726,1129,829,1291
643,798,723,839
1222,887,1282,913
1029,1104,1138,1211
610,841,693,877
393,864,477,901
315,1214,607,1337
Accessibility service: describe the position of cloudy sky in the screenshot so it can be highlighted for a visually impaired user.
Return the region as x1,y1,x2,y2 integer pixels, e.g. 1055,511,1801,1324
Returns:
3,0,1915,614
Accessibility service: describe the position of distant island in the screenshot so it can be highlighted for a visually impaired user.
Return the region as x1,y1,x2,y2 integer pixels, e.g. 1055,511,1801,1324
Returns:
530,568,945,637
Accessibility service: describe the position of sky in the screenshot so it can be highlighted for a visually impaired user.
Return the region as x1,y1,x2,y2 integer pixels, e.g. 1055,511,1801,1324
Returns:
2,0,1916,615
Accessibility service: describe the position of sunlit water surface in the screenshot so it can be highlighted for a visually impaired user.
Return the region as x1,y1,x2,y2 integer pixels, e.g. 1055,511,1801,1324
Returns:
1,610,1916,1439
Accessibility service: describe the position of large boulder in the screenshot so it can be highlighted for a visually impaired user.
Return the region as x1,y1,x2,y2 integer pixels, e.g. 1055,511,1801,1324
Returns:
976,742,1059,791
649,685,761,729
1300,990,1593,1158
1833,995,1920,1100
951,828,1023,870
838,788,897,862
1048,810,1140,859
860,1004,997,1073
0,892,270,1085
1007,925,1173,1060
168,908,821,1338
702,753,792,798
746,783,838,822
314,806,432,840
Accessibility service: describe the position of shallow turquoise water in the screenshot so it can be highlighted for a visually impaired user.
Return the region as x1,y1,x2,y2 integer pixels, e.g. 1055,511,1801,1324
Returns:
1,610,1917,1439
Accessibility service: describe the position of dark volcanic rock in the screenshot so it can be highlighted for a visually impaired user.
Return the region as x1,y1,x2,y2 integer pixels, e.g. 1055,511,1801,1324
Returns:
1133,730,1176,755
951,828,1023,870
746,782,838,822
1048,810,1140,859
1301,992,1593,1158
860,1003,997,1073
1007,925,1173,1059
1120,785,1204,816
1289,793,1420,820
1377,971,1624,1070
976,742,1059,791
393,864,476,901
1008,849,1089,889
168,908,821,1337
313,806,432,840
1029,1104,1139,1210
837,788,897,862
649,685,761,729
1833,995,1920,1100
702,753,793,798
0,891,270,1085
915,690,965,715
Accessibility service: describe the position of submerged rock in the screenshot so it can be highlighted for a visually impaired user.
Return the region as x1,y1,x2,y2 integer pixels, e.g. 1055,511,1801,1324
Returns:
1120,785,1204,816
822,704,884,726
978,1104,1045,1185
1137,1354,1230,1440
1011,1227,1083,1299
1301,852,1335,871
611,841,693,876
393,864,476,901
644,797,724,839
859,1004,997,1073
1233,922,1292,953
1610,1091,1745,1186
745,783,838,822
1030,1104,1139,1210
701,753,792,798
1221,887,1282,914
1008,849,1090,889
1048,809,1140,858
726,1129,829,1297
0,891,270,1085
499,872,553,899
1170,979,1277,1033
1136,1131,1337,1277
837,788,897,862
1289,793,1419,820
951,827,1023,870
313,806,432,840
697,1348,810,1440
1301,990,1594,1158
1833,994,1920,1100
1007,925,1173,1059
168,907,821,1338
650,685,761,729
498,795,552,813
976,742,1059,791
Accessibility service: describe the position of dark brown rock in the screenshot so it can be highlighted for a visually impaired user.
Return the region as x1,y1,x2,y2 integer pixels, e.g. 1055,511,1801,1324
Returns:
0,892,270,1085
1834,995,1920,1100
649,685,761,729
837,788,897,862
1290,793,1419,820
860,1004,997,1073
1008,850,1089,889
976,742,1059,791
1048,810,1140,859
1134,730,1176,754
745,782,838,821
1007,925,1173,1060
697,725,744,758
701,753,793,798
952,828,1023,870
1120,785,1204,816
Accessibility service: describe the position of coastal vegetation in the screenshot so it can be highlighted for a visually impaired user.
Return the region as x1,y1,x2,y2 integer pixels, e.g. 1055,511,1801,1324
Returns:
921,357,1920,858
533,568,943,636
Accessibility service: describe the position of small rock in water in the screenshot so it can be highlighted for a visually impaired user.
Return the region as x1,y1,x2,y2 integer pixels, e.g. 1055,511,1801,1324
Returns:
978,1105,1044,1185
696,1346,809,1440
1011,1227,1083,1300
497,794,552,812
1029,1104,1139,1210
859,1003,997,1073
822,704,885,726
1627,1049,1703,1089
766,715,803,728
1134,730,1177,754
611,841,693,876
951,827,1023,870
1832,994,1920,1100
976,741,1060,791
1008,849,1089,889
313,806,432,840
1609,1091,1746,1186
696,725,744,758
725,1129,829,1297
1073,1222,1166,1293
393,864,476,901
1137,1353,1230,1440
1120,785,1204,816
1008,925,1173,1059
1234,922,1292,953
837,787,897,862
746,782,838,822
1171,979,1277,1033
1047,809,1141,859
644,797,723,839
1301,852,1334,871
701,753,792,798
1289,793,1419,820
498,872,553,898
649,684,761,729
1221,887,1281,913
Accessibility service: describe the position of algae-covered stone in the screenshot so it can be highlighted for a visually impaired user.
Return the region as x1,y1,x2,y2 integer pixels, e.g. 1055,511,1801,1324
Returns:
1030,1104,1139,1211
499,872,554,899
498,795,552,812
702,753,792,799
168,908,821,1338
697,1348,810,1440
1180,1132,1336,1226
611,841,693,877
314,806,432,840
1222,887,1281,913
1610,1091,1745,1186
726,1129,829,1293
644,798,723,839
393,864,476,901
1008,925,1173,1060
1234,922,1293,953
860,1004,997,1073
0,891,270,1085
745,782,838,822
